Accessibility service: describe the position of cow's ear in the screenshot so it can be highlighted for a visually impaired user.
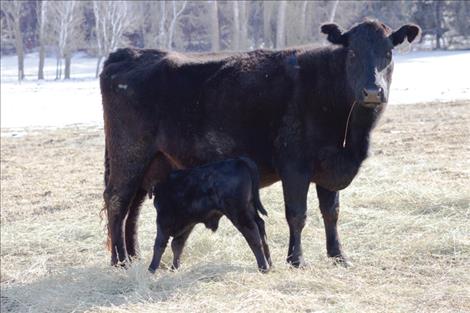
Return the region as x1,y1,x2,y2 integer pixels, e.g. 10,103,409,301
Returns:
321,23,348,46
390,24,421,46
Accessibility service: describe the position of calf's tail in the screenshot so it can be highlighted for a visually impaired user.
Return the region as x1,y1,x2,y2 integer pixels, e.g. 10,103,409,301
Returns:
239,157,267,216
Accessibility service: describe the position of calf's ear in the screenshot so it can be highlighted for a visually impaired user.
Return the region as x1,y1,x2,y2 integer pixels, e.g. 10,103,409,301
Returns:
321,23,348,46
390,24,421,46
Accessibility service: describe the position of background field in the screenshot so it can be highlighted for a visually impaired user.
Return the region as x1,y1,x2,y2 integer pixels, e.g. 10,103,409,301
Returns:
1,97,469,312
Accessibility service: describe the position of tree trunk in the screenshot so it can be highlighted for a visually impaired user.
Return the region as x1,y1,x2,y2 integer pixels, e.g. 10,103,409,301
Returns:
239,0,248,49
435,1,443,49
168,1,187,50
56,56,62,80
13,20,24,81
158,1,166,47
37,0,48,80
38,44,45,80
17,47,24,81
300,1,308,42
329,0,340,23
263,1,272,48
232,1,240,50
64,53,71,79
210,0,220,51
276,1,287,49
95,56,103,78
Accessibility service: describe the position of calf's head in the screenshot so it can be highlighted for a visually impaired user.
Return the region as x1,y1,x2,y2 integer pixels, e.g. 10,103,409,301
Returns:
321,20,420,108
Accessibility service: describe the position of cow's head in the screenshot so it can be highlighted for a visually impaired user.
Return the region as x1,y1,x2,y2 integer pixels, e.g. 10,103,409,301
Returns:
321,20,420,108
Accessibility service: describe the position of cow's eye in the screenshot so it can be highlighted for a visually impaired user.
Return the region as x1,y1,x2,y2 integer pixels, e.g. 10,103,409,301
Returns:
348,50,356,59
386,51,392,59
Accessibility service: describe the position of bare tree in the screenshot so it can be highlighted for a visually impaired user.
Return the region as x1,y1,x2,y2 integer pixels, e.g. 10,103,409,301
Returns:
300,0,309,42
158,1,167,47
232,1,240,50
2,0,25,81
262,1,275,48
329,0,340,23
276,0,287,49
232,0,249,50
36,0,49,80
49,1,83,79
209,0,220,51
168,0,187,50
239,0,248,49
92,1,133,77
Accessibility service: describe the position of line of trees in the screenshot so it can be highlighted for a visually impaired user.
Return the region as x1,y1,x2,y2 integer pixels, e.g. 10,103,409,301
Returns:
1,0,469,81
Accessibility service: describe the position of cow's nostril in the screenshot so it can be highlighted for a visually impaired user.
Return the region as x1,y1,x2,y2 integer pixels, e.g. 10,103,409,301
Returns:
378,87,384,96
362,89,368,97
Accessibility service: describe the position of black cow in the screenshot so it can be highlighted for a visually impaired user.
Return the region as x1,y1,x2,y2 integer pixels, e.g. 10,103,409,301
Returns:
148,157,271,273
100,19,420,267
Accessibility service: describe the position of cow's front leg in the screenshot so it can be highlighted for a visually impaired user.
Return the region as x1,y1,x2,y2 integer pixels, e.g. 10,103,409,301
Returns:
281,169,310,268
316,185,351,267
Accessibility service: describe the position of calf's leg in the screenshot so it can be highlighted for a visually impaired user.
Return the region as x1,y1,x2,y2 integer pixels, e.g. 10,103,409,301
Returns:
229,214,269,272
254,214,272,267
171,226,195,270
149,227,170,273
316,185,351,267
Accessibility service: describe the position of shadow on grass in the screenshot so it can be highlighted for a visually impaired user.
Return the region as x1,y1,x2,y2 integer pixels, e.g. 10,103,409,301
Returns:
1,261,248,313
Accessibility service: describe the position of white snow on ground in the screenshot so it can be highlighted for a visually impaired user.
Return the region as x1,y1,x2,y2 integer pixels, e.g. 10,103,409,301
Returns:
1,50,469,130
390,51,470,104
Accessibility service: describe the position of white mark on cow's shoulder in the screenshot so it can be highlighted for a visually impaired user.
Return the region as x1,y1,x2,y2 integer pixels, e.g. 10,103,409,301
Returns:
118,84,128,90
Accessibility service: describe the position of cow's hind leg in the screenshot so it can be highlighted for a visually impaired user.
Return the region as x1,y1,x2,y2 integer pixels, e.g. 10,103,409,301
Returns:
171,225,195,270
125,188,146,261
104,180,140,266
316,185,351,267
104,153,152,266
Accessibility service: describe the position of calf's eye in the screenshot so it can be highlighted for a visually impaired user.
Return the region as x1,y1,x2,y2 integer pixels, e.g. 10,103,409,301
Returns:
348,50,356,59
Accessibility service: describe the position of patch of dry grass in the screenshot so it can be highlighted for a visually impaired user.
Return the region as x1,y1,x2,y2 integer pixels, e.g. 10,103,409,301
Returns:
1,101,469,313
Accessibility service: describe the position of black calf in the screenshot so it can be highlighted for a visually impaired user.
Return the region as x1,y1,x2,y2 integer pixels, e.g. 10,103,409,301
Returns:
148,157,271,273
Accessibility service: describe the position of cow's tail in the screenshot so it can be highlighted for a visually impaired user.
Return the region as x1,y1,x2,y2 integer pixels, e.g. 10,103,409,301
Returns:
101,143,112,251
239,157,267,216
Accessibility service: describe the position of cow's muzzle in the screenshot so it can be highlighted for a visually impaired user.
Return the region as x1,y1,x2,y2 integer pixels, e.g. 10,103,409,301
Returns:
362,87,385,108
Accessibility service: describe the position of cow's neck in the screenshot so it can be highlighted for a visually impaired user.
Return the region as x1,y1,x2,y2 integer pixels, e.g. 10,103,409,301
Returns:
301,47,384,190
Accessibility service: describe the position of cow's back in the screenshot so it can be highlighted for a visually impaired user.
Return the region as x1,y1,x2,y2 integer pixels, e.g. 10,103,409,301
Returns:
100,47,299,186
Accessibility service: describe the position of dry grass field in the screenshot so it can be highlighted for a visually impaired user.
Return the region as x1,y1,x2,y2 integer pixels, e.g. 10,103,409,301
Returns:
1,101,469,313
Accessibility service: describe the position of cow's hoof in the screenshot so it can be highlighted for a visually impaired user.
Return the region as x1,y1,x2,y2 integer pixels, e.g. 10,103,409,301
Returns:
111,259,130,269
258,265,270,274
148,266,157,274
286,255,306,268
331,255,352,268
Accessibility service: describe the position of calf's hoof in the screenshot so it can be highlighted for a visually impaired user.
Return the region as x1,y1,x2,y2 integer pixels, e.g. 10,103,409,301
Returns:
286,255,306,268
